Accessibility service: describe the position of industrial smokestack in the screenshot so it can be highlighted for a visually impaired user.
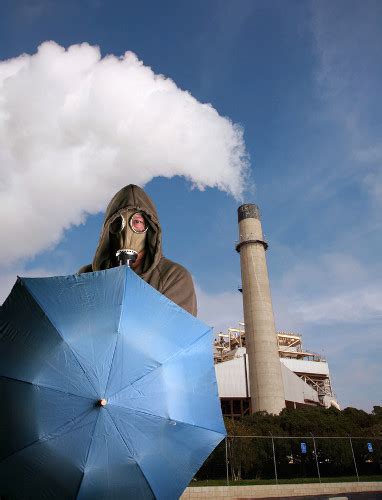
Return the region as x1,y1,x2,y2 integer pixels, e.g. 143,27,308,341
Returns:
236,204,285,415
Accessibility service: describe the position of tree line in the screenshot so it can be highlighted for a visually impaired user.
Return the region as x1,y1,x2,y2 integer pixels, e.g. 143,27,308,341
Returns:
197,406,382,481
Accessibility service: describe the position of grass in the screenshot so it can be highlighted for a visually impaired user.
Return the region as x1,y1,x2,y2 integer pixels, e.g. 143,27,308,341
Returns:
189,475,382,487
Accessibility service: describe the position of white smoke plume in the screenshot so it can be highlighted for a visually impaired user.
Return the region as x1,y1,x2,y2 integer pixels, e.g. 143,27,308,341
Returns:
0,41,248,263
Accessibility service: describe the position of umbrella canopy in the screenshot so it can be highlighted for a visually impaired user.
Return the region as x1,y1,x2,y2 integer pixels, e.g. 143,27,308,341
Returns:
0,266,225,499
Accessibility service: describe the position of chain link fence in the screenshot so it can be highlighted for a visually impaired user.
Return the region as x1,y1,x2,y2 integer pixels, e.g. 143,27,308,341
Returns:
195,436,382,484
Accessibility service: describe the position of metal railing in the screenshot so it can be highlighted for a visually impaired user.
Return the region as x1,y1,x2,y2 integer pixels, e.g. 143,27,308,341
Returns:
195,435,382,485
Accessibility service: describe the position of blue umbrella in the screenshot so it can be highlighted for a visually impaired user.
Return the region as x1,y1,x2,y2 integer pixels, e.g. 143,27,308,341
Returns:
0,266,225,499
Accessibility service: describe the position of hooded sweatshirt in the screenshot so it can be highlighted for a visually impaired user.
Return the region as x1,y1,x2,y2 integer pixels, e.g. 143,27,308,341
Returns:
79,185,197,316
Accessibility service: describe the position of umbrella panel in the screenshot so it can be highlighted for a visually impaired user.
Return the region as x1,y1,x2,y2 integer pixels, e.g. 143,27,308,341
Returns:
0,281,96,399
105,271,212,398
109,333,224,430
108,406,224,500
0,403,96,499
0,378,93,461
77,409,155,500
22,270,125,397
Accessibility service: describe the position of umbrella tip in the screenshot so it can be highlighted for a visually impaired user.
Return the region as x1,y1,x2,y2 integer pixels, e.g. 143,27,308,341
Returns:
98,399,108,407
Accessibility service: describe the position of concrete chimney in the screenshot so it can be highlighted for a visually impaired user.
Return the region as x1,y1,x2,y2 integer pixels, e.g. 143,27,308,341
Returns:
236,204,285,415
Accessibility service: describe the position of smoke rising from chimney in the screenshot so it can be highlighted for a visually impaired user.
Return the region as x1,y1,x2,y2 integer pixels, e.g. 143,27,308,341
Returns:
0,41,248,263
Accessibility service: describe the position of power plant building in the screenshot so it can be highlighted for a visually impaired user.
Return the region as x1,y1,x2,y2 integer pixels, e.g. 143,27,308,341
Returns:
214,203,339,417
214,324,339,418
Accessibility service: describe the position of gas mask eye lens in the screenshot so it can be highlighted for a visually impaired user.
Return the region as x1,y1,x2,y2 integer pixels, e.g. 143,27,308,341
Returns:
129,212,147,234
109,214,126,234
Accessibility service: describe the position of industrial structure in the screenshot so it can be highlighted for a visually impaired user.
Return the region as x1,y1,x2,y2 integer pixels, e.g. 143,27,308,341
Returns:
236,203,285,414
214,323,339,418
214,203,339,417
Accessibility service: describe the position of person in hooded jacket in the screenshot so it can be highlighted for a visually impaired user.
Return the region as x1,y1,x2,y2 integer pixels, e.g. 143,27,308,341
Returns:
79,184,197,316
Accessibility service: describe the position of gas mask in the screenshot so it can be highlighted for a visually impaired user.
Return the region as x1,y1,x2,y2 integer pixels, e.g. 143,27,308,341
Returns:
108,209,148,267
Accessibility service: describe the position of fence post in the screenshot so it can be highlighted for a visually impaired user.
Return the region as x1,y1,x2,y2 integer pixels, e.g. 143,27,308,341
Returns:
310,432,321,483
269,432,278,484
225,437,229,486
349,436,359,482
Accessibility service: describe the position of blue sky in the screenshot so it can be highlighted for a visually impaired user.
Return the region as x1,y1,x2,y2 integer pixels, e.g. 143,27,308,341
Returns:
0,0,381,411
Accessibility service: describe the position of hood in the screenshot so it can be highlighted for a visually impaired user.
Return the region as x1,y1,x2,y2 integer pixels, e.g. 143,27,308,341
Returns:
92,185,162,276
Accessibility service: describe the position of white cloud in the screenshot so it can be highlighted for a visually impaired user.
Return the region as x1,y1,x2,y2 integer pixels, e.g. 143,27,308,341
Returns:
0,41,248,264
307,4,382,408
195,250,382,339
274,252,382,326
272,251,382,410
196,251,382,335
280,253,367,293
0,264,67,305
331,354,382,412
355,145,382,164
272,294,305,333
294,286,382,324
196,284,243,333
311,1,382,204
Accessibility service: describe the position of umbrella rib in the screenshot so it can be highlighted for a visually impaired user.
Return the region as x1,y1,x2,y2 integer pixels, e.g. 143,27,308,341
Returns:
23,283,98,396
0,407,96,466
103,267,129,397
104,408,135,457
105,407,156,500
107,326,212,400
0,375,95,402
73,410,101,500
107,403,225,437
